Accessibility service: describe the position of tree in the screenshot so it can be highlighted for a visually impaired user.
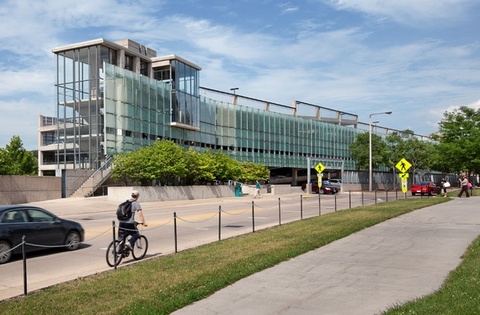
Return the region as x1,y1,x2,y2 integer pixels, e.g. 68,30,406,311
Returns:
110,140,269,186
110,152,136,185
403,137,435,180
212,151,242,182
349,132,389,170
238,161,270,184
149,140,188,185
434,106,480,175
0,136,37,175
111,140,187,185
183,149,216,185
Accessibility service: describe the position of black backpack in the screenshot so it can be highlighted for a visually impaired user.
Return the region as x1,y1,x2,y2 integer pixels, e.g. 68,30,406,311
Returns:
116,200,133,221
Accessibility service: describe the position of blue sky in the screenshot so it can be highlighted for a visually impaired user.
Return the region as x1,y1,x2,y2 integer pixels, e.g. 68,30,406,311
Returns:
1,0,480,150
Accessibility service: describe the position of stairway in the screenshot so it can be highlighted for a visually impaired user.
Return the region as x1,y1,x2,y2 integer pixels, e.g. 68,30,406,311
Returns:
71,156,113,197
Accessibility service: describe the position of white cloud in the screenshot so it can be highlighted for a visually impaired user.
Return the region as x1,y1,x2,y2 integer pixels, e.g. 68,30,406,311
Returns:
323,0,479,25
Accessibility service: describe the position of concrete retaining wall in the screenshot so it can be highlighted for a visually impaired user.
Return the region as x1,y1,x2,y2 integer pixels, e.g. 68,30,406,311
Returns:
0,175,61,204
108,184,296,203
108,185,236,202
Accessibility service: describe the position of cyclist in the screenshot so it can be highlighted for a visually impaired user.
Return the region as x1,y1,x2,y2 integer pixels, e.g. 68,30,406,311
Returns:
118,190,148,250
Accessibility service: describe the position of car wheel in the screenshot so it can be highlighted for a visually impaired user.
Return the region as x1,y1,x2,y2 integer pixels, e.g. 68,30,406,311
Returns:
65,231,81,251
319,189,325,194
0,240,12,264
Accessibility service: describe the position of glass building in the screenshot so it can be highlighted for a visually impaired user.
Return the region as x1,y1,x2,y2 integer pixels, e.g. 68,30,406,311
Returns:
39,38,402,193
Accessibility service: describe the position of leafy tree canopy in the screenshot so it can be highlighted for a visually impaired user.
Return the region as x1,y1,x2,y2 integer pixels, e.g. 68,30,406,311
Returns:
434,106,480,174
0,136,37,175
111,140,269,186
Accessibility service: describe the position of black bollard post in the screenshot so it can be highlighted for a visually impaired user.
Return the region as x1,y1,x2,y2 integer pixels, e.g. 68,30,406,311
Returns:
112,221,117,270
22,235,27,295
174,212,178,253
349,190,352,209
334,193,337,212
278,198,282,226
252,201,256,232
300,195,303,220
318,193,322,216
218,205,222,241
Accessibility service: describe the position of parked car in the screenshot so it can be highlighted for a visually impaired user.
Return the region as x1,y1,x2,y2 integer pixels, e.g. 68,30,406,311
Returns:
0,205,85,264
301,180,339,194
329,179,342,190
411,181,442,196
329,179,341,185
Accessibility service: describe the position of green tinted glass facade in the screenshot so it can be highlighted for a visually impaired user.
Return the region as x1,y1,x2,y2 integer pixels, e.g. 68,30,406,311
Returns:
104,64,359,170
104,64,172,154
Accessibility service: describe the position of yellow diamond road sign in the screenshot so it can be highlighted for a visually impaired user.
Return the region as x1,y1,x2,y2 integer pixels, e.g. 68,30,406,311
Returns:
315,162,325,173
395,158,412,173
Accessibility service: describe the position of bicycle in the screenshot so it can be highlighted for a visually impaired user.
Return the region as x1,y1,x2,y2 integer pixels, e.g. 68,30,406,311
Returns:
106,222,148,267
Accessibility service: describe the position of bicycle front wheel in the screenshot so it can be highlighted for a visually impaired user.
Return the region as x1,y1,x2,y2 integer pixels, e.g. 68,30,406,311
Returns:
132,235,148,260
106,240,123,267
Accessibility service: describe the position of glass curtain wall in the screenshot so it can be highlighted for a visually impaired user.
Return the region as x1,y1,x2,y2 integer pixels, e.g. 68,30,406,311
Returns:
203,98,358,170
171,60,200,128
102,64,358,171
104,64,171,154
55,45,105,170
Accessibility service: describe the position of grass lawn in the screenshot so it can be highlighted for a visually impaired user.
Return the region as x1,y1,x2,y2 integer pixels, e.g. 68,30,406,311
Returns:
2,196,477,315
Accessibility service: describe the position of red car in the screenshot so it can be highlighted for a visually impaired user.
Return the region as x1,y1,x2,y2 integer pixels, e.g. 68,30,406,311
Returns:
411,181,442,196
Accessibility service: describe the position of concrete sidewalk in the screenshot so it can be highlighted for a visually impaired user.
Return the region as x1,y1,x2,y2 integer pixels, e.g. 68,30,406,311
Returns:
172,197,480,315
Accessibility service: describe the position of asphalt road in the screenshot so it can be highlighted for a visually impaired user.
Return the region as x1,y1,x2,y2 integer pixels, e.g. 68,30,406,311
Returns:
0,191,398,301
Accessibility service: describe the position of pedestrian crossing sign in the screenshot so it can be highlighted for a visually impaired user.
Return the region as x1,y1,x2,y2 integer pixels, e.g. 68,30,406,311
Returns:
315,162,325,173
395,158,412,173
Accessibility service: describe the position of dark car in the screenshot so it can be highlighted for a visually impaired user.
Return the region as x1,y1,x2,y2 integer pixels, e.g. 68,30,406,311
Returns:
301,180,339,194
0,205,84,264
411,181,442,196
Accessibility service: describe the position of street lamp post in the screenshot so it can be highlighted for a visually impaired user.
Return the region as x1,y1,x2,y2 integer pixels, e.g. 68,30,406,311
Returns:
230,87,239,105
369,111,392,192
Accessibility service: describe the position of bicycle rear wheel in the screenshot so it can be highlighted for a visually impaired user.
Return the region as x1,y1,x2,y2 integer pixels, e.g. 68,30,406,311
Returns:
132,235,148,260
106,240,123,267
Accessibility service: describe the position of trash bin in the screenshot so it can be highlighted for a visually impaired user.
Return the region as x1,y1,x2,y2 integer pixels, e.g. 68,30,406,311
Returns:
267,184,272,194
235,182,243,197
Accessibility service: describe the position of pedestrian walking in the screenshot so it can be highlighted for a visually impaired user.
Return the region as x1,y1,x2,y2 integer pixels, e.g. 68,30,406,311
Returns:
458,176,470,198
253,180,261,198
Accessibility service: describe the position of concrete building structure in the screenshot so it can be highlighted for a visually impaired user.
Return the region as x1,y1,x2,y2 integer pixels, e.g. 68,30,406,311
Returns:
38,38,424,196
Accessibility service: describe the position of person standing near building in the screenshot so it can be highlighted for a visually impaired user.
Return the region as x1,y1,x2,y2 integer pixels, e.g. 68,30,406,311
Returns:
253,180,261,198
457,176,470,198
